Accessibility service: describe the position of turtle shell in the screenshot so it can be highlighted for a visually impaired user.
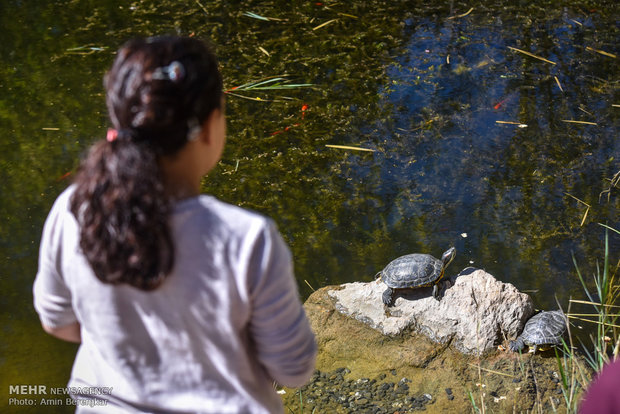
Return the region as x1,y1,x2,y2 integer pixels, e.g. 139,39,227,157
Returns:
519,310,566,346
380,253,443,289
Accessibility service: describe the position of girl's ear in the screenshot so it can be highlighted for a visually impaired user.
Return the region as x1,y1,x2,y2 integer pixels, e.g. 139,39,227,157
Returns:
201,107,225,146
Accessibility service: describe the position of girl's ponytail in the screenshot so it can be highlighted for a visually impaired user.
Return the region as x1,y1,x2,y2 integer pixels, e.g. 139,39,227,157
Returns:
70,137,173,290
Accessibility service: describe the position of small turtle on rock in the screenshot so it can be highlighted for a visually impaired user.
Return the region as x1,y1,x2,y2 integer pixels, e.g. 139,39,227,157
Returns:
377,247,456,307
509,310,567,354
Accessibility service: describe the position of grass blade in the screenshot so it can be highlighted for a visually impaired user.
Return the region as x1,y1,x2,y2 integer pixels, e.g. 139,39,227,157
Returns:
599,223,620,236
569,299,620,308
243,11,271,21
227,76,312,92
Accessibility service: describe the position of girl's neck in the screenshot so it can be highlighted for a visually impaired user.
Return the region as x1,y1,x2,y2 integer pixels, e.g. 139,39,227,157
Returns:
158,141,203,201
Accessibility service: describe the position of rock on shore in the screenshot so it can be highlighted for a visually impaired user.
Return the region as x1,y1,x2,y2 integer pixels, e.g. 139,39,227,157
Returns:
280,268,585,413
329,267,535,355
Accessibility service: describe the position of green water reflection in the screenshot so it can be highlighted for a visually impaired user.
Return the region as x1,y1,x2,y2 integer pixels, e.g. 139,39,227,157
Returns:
1,1,618,411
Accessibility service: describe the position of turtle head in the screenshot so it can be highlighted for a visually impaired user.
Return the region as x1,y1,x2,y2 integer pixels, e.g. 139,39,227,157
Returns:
509,338,525,352
441,247,456,267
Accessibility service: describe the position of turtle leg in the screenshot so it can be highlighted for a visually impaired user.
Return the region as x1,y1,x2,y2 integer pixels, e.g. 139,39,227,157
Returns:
432,283,440,300
382,287,395,307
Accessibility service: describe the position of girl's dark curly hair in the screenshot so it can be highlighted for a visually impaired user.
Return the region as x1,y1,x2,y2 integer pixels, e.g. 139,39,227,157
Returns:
70,36,223,290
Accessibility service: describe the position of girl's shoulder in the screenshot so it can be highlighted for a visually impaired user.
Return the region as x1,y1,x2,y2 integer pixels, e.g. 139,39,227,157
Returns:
52,184,77,209
173,194,277,238
44,185,77,226
175,194,265,220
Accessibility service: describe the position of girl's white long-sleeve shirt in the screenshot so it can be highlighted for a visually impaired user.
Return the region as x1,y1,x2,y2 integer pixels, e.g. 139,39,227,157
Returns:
34,186,317,413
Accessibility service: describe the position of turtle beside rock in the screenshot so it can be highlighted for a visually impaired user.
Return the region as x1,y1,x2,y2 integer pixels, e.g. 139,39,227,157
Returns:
509,310,567,353
377,247,456,307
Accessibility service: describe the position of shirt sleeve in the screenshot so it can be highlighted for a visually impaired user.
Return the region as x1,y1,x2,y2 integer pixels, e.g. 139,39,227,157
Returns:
246,219,317,388
33,190,78,328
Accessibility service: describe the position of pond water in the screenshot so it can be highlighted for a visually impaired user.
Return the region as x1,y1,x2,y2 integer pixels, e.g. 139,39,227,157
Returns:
1,0,618,409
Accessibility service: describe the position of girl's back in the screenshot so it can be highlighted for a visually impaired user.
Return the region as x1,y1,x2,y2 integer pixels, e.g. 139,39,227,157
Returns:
34,36,316,413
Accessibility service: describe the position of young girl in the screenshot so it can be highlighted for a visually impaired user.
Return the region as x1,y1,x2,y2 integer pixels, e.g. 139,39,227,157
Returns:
33,36,316,413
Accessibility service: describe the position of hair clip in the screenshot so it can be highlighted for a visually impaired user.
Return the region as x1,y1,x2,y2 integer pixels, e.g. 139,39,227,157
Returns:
152,61,185,82
187,118,202,141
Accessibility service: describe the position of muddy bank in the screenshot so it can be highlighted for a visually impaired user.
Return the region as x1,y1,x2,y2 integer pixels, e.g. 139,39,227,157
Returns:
281,270,592,413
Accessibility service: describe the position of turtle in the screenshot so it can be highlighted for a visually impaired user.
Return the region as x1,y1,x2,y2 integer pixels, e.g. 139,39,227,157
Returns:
378,247,456,307
509,310,567,353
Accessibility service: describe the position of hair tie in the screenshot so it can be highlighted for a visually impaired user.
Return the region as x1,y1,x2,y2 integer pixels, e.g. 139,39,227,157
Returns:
152,61,185,83
106,128,118,142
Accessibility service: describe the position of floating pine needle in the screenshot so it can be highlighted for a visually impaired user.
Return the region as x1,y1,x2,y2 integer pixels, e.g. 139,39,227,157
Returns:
569,19,582,26
565,192,590,226
466,363,516,378
325,144,376,152
562,120,597,125
586,46,617,59
313,19,338,31
612,104,620,108
304,280,316,292
554,76,564,92
42,127,60,131
495,121,528,127
258,46,270,56
507,46,556,65
447,7,474,20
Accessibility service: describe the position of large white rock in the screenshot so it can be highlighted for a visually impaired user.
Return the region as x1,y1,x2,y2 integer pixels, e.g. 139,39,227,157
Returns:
328,268,534,355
